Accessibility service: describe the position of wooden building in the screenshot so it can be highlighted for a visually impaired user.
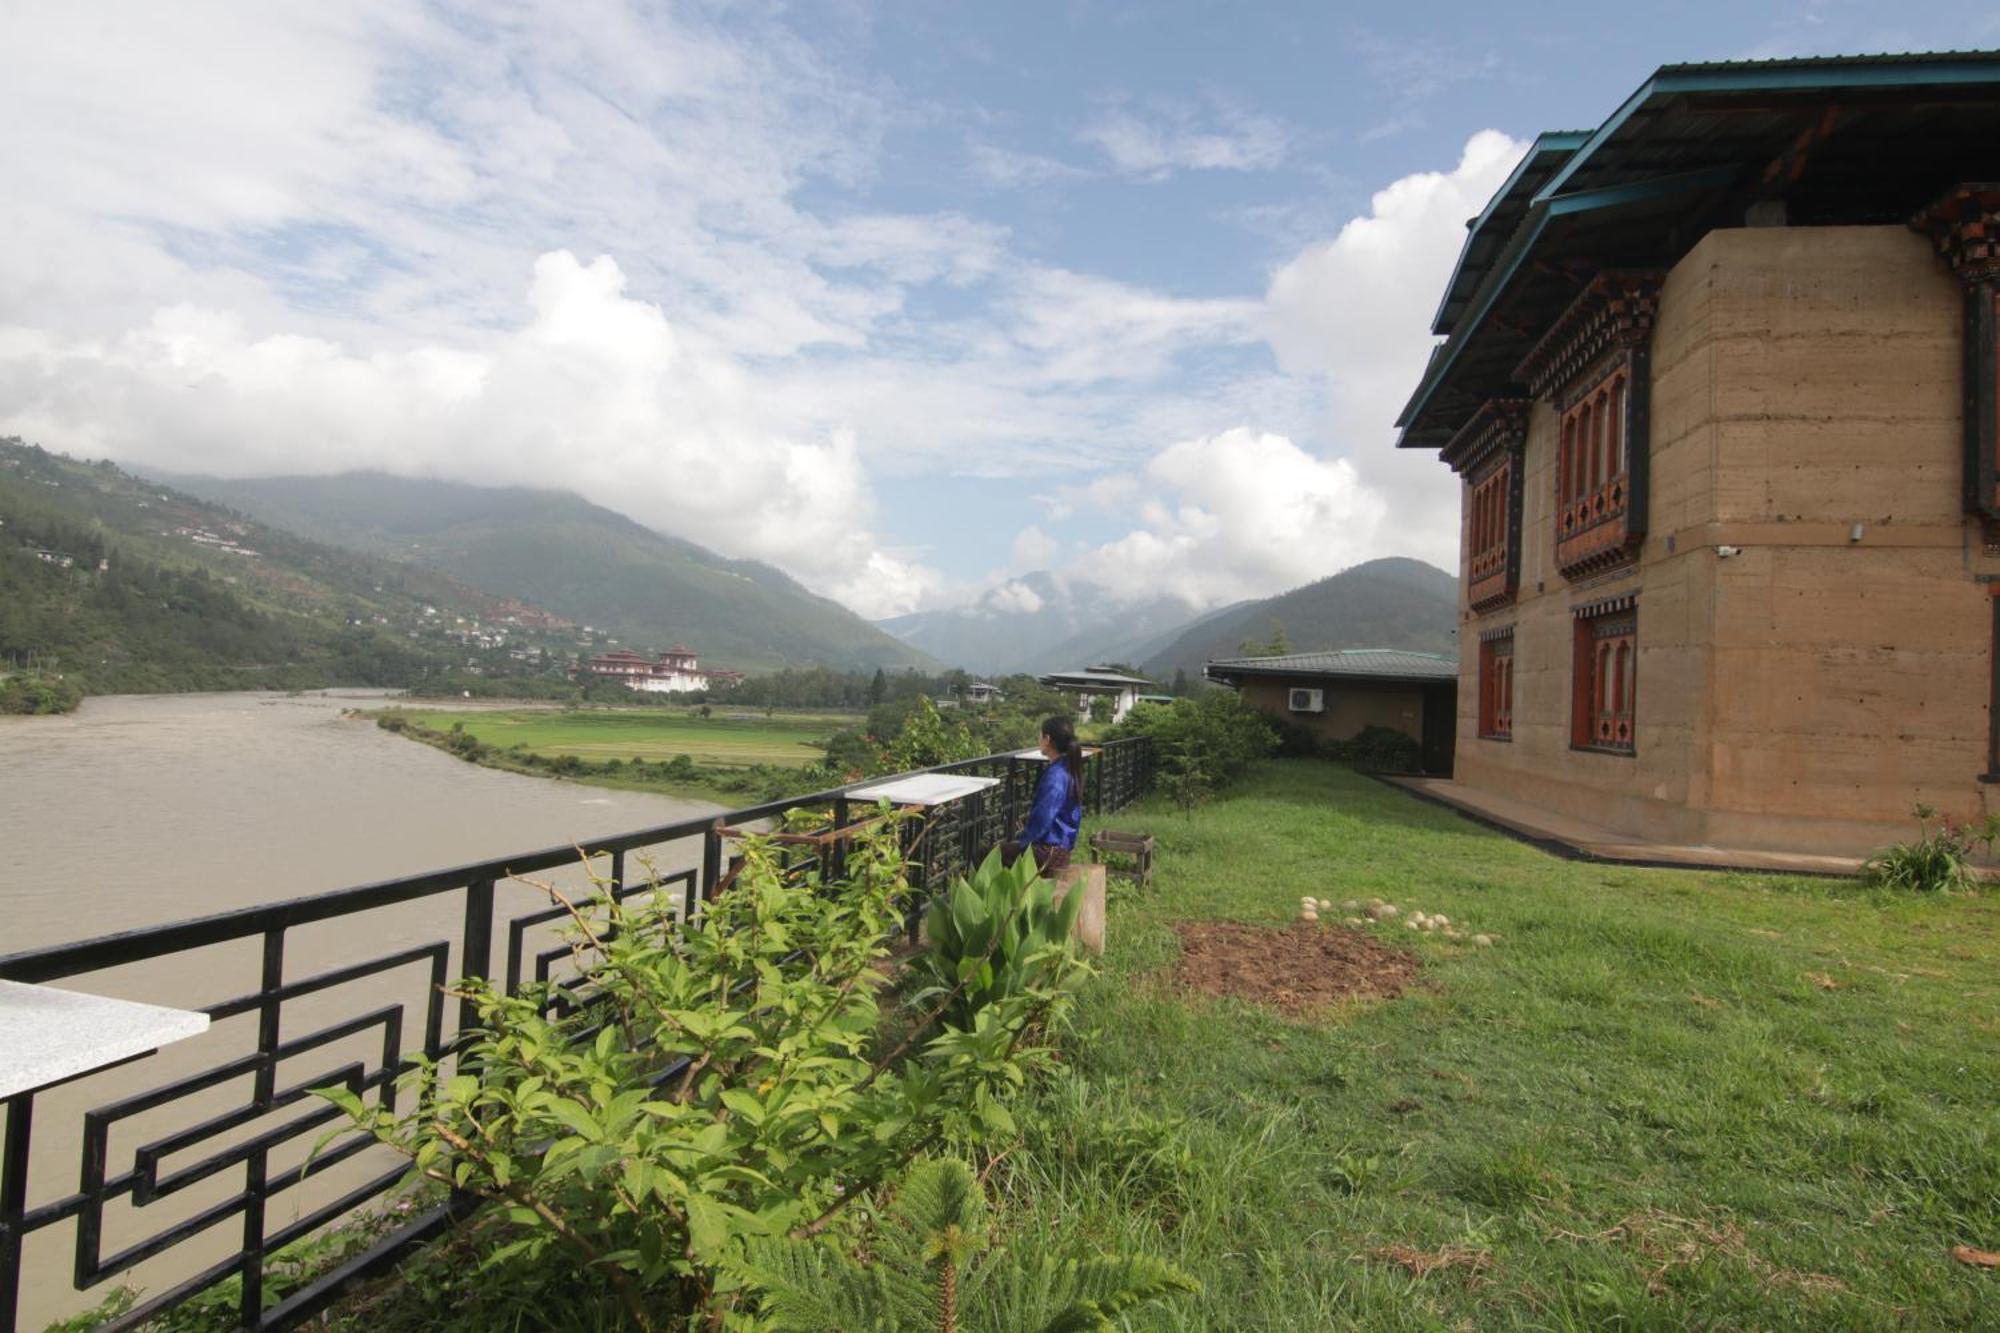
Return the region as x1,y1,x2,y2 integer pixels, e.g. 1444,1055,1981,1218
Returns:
1038,667,1153,724
584,644,714,694
1396,52,2000,855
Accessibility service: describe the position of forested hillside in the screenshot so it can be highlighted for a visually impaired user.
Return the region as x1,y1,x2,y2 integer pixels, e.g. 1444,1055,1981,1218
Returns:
0,440,575,695
1142,557,1458,679
168,472,939,673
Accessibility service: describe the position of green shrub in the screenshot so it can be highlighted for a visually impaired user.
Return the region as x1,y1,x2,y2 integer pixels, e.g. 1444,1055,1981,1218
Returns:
1324,723,1424,774
1863,802,2000,892
912,847,1085,1032
1107,691,1277,804
0,672,83,714
739,1156,1197,1332
321,824,1078,1329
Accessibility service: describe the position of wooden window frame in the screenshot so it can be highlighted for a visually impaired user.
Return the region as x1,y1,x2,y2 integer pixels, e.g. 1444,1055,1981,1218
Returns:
1478,630,1514,741
1911,185,2000,519
1512,272,1659,582
1570,602,1636,755
1443,399,1531,613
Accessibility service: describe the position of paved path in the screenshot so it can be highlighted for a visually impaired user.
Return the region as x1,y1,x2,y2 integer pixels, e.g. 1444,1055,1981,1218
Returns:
1383,776,1869,877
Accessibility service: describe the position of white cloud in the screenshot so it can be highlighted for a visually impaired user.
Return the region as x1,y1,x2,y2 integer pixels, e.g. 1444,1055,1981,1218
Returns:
0,3,1524,631
1263,129,1529,571
968,143,1091,188
0,252,920,613
1078,98,1290,180
996,132,1523,613
986,580,1046,615
1073,429,1390,606
1009,525,1060,571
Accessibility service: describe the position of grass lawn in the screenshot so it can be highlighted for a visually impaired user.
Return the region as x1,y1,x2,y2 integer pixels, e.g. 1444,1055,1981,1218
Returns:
1011,760,2000,1330
399,707,848,769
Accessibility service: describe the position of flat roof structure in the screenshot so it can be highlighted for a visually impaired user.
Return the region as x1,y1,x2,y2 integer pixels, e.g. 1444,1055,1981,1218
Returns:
1038,667,1153,693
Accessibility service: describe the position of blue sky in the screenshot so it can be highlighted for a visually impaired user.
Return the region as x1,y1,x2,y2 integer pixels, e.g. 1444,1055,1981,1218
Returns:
4,1,1997,620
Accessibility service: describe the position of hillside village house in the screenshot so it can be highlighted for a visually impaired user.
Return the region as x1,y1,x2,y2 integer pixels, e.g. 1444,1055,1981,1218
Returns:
585,644,737,694
1396,52,2000,856
1038,666,1153,724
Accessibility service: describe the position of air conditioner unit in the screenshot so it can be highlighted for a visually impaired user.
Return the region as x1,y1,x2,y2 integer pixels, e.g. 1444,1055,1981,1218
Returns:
1288,688,1324,714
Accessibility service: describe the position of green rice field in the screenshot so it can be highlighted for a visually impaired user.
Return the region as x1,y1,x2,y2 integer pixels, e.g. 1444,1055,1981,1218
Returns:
399,706,850,769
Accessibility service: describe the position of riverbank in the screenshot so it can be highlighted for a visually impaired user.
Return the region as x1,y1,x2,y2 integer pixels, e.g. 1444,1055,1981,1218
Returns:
369,704,854,804
0,672,82,714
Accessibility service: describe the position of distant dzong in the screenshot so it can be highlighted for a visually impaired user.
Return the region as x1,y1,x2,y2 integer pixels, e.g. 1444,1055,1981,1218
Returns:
580,643,743,694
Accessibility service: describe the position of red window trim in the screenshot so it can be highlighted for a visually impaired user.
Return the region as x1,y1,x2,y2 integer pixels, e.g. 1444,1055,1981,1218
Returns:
1571,608,1636,754
1478,631,1514,741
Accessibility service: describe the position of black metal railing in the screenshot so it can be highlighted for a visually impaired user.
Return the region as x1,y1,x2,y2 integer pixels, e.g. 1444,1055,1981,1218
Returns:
0,737,1153,1333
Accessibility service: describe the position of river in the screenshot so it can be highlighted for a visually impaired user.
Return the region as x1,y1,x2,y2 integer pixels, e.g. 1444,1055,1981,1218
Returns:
0,691,722,1329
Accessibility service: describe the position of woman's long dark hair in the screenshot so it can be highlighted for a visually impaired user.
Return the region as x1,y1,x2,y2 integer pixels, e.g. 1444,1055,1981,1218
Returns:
1041,714,1084,786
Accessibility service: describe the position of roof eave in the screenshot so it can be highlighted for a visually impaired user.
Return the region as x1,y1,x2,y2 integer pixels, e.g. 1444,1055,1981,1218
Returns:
1428,130,1592,337
1396,163,1742,444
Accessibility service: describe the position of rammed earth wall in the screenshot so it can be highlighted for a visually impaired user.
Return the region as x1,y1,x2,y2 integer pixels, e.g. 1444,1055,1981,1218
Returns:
1454,225,1988,855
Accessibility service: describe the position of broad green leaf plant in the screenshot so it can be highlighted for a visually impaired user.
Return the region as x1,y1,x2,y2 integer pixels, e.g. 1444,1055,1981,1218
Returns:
320,819,1083,1331
909,848,1086,1033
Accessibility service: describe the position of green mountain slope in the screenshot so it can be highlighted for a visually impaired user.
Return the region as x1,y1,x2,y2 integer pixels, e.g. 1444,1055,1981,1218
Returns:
0,439,572,693
163,472,937,673
1141,557,1459,680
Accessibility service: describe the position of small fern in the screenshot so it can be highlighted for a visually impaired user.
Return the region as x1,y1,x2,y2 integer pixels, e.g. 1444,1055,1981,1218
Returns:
741,1158,1196,1333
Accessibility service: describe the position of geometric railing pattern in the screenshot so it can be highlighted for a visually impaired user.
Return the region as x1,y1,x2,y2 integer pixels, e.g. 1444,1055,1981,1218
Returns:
0,738,1154,1332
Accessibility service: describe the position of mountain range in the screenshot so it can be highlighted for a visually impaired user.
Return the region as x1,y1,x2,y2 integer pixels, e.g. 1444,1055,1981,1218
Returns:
160,472,936,673
876,557,1458,680
1137,556,1459,680
873,573,1212,677
8,437,1456,690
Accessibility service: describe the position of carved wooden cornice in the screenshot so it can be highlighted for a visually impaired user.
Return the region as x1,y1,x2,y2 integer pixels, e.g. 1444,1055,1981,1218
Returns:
1911,183,2000,284
1440,397,1532,477
1511,271,1664,402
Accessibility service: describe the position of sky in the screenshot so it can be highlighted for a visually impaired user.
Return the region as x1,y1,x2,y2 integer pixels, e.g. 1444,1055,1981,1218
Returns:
5,2,1998,622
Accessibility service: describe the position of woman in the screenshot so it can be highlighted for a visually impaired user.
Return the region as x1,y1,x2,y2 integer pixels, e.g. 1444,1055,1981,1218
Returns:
1004,715,1085,875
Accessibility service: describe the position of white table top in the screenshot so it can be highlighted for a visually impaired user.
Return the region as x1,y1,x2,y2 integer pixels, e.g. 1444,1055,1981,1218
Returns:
0,979,211,1099
847,773,1003,806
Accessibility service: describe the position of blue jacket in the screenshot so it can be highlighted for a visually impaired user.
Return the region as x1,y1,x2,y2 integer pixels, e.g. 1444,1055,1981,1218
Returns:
1020,760,1083,850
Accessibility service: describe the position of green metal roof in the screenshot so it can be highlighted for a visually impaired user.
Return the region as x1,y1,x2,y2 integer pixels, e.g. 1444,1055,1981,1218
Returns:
1398,50,2000,449
1430,130,1591,337
1204,648,1458,685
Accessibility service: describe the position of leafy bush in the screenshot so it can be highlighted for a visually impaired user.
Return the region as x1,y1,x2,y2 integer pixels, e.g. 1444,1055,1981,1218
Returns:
1107,691,1277,805
321,824,1080,1329
740,1156,1197,1331
0,672,82,714
912,848,1086,1032
1863,802,2000,892
1324,724,1424,774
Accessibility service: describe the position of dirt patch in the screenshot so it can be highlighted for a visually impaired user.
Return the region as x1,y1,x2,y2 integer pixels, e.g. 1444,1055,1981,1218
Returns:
1172,921,1420,1017
1369,1245,1491,1279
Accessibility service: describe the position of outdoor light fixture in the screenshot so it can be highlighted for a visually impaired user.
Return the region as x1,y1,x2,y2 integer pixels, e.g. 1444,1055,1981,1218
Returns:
1849,522,1866,542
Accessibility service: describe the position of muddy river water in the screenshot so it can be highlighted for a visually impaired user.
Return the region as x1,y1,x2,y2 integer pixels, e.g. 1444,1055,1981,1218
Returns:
0,691,721,1328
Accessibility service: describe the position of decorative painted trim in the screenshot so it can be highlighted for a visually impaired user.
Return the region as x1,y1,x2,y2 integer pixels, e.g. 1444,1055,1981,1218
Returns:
1912,183,2000,284
1572,591,1637,618
1912,184,2000,521
1440,397,1533,476
1451,398,1532,613
1511,271,1664,401
1477,623,1518,642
